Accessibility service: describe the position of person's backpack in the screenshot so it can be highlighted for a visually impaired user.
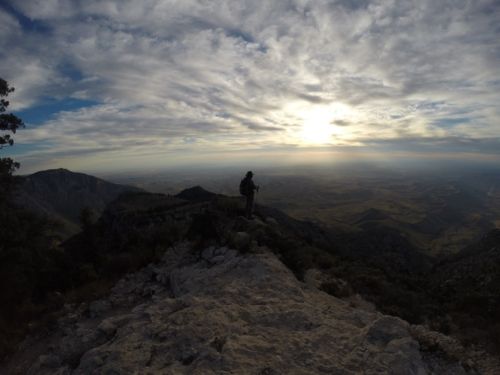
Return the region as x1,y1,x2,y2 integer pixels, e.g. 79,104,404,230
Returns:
239,178,248,196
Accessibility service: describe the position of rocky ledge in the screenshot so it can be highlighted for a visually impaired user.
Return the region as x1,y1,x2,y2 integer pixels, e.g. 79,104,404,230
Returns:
5,243,493,374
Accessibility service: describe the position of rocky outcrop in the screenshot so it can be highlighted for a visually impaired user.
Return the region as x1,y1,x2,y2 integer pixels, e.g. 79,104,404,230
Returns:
5,242,486,374
175,186,218,202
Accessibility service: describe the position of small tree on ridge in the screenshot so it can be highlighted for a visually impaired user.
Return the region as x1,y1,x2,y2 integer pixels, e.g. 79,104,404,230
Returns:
0,78,24,199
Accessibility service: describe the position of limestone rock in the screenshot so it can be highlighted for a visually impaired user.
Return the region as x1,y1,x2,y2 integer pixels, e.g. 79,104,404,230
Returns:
232,231,252,251
88,300,111,318
7,243,483,374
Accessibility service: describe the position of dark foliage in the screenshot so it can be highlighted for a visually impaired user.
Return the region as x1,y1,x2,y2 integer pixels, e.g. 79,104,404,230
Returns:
0,158,22,204
62,192,188,286
0,78,24,150
0,79,24,205
0,203,66,359
428,229,500,352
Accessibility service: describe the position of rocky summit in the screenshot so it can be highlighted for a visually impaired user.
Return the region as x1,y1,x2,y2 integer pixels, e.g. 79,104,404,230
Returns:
5,240,493,374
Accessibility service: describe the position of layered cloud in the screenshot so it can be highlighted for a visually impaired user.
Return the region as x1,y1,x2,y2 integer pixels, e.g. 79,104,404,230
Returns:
1,0,499,172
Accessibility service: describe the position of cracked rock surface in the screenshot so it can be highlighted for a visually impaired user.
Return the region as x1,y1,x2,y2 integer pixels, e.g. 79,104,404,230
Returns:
5,243,483,374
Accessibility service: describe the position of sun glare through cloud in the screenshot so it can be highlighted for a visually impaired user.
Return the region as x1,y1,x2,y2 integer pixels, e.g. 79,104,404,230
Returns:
300,106,335,144
292,103,353,145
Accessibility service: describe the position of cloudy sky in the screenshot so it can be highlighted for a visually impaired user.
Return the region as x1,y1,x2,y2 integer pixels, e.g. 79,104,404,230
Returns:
1,0,499,173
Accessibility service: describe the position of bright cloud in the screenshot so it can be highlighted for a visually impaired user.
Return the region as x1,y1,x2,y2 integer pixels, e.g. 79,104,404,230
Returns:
1,0,499,172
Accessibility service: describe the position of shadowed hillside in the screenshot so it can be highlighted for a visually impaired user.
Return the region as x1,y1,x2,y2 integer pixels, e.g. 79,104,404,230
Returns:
16,169,142,236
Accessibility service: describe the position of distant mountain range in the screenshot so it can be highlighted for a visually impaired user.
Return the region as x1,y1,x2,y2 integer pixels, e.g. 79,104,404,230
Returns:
16,168,141,236
255,171,500,256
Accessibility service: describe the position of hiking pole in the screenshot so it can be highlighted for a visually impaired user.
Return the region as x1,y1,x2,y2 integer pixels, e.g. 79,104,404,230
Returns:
254,186,259,215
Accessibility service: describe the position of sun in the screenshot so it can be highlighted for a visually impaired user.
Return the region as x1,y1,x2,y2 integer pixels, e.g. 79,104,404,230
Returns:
295,103,355,144
280,102,354,145
299,106,337,144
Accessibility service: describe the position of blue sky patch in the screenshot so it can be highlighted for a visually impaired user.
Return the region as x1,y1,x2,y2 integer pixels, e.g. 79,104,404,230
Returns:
59,63,85,82
4,142,48,157
433,118,471,128
225,29,267,52
1,2,51,34
17,98,100,126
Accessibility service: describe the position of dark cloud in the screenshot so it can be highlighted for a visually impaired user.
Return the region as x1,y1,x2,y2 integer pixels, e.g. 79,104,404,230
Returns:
296,93,328,104
242,121,283,132
332,120,352,127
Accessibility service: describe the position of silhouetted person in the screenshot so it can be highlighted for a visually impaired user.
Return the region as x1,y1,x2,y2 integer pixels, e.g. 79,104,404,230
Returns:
240,171,259,219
